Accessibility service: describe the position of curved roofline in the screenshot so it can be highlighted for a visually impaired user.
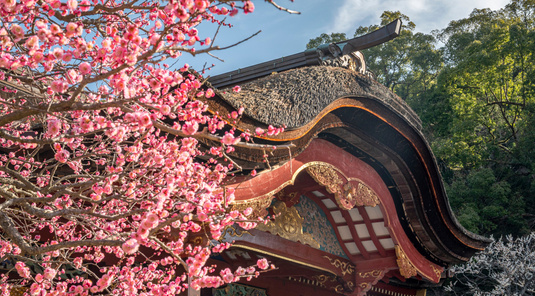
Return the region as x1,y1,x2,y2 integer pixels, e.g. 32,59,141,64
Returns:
202,66,490,265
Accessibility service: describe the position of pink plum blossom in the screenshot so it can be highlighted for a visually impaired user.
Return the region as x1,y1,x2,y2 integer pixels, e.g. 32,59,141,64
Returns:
0,1,276,294
15,262,30,278
122,238,140,254
10,24,24,40
79,62,91,74
255,127,265,136
43,267,57,280
243,1,254,14
55,149,70,163
257,258,269,270
221,133,240,146
47,119,61,136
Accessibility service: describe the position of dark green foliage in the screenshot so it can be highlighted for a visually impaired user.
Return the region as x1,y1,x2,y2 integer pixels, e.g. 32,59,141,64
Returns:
446,168,527,236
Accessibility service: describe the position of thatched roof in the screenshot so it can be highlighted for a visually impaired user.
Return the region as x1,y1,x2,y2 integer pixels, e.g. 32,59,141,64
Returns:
219,66,422,131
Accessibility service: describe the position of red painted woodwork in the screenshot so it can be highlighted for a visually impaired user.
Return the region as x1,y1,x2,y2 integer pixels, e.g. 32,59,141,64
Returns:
226,138,443,289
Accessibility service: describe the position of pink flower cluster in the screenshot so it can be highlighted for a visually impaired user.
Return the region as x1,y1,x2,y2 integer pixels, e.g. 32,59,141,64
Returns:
0,0,281,294
15,262,30,278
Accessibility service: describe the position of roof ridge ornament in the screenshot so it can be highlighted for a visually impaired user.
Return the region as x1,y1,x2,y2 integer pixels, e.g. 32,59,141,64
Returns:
315,19,402,75
208,19,402,89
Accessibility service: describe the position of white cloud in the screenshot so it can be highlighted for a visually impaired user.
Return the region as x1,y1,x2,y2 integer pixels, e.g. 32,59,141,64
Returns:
331,0,511,35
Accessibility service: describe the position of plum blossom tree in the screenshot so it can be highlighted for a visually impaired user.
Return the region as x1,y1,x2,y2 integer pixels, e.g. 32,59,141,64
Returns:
0,0,293,294
441,233,535,296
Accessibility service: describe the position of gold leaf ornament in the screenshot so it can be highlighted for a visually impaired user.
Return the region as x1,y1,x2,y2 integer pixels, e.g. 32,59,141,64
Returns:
256,201,320,248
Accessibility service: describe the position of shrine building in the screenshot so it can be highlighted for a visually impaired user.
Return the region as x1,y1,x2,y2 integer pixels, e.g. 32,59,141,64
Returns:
196,20,491,296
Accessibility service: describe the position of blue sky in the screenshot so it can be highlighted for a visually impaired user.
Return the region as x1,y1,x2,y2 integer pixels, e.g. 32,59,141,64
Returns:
184,0,511,76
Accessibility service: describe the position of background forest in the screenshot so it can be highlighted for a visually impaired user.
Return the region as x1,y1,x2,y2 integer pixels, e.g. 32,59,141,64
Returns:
308,0,535,239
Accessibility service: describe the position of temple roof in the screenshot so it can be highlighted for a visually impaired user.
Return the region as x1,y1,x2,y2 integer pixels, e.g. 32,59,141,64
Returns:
201,24,490,293
216,66,421,131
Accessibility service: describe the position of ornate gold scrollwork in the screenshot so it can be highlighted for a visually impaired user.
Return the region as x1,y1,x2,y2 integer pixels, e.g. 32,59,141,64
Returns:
358,270,384,279
305,162,380,210
354,182,380,207
359,282,369,290
256,201,320,248
221,225,252,239
311,275,331,288
306,164,344,195
395,245,418,279
323,256,355,276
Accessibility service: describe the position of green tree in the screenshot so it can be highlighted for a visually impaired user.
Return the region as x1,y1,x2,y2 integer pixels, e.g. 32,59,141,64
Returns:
352,11,443,104
433,0,535,236
446,168,527,236
306,32,347,49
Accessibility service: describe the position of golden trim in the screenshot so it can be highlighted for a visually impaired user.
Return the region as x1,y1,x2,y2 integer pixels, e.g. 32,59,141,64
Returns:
256,201,320,248
430,264,443,280
322,256,355,276
416,289,427,296
231,161,380,217
306,163,344,195
395,245,418,279
233,244,336,275
311,275,331,288
358,269,384,279
354,182,380,207
222,225,253,239
334,281,355,295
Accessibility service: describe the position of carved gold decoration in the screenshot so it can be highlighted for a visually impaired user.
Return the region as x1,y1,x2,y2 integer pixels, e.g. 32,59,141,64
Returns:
221,225,252,239
256,201,320,248
395,245,418,279
323,256,355,276
306,164,344,195
274,189,300,206
311,275,328,288
431,264,443,281
334,285,346,294
354,182,380,207
232,195,275,218
359,282,369,290
306,162,380,210
358,270,384,279
192,236,204,245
